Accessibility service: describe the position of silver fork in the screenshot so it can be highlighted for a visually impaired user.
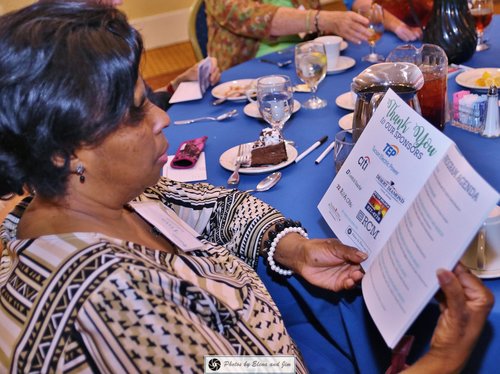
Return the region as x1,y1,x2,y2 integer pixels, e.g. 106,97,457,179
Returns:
227,143,250,185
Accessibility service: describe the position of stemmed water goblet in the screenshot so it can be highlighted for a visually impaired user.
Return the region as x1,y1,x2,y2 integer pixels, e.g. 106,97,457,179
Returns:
358,3,385,63
255,75,294,139
469,0,494,51
294,41,328,109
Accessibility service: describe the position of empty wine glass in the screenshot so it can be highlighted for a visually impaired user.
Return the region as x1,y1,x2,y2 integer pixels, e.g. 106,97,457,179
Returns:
469,0,494,51
256,75,294,138
295,41,327,109
358,3,385,63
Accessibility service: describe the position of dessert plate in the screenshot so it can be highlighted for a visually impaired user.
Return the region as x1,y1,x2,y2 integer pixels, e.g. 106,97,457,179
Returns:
219,143,298,174
327,56,356,75
335,91,356,111
211,79,255,101
243,100,301,119
338,112,354,131
455,67,500,91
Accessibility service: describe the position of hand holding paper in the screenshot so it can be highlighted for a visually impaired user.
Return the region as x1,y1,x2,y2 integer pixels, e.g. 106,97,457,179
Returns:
169,57,217,103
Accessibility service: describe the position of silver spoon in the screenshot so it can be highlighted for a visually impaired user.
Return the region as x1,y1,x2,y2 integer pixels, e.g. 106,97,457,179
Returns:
174,109,238,125
245,172,282,193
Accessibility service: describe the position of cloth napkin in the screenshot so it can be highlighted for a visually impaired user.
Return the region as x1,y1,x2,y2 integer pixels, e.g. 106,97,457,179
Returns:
170,136,208,169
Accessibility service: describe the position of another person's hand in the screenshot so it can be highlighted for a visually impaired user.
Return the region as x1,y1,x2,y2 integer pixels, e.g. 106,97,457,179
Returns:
392,23,422,42
273,234,367,292
169,57,221,91
320,11,372,45
403,264,494,373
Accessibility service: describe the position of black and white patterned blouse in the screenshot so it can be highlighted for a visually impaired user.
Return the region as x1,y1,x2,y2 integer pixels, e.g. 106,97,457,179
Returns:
0,178,307,373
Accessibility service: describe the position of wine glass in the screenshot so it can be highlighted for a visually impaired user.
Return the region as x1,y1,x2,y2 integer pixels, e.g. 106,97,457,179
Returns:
294,41,328,110
358,3,385,63
469,0,494,51
256,75,294,138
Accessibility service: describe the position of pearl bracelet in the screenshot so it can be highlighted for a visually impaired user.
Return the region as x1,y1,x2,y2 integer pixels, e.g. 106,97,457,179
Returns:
267,226,308,276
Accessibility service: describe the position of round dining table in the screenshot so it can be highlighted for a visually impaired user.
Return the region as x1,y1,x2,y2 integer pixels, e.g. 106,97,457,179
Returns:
166,17,500,373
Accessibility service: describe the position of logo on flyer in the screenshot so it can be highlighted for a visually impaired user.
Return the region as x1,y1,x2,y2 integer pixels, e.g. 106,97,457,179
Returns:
355,210,380,239
375,174,406,205
365,191,390,223
383,143,399,157
358,156,370,170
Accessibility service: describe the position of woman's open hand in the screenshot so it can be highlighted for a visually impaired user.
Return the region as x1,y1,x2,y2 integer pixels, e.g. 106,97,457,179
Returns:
273,234,367,292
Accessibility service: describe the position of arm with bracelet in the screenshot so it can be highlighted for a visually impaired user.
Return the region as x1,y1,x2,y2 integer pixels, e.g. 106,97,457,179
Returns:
259,218,367,292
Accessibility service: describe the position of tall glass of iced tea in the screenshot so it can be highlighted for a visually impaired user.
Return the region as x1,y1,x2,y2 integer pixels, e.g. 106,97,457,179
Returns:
386,44,448,131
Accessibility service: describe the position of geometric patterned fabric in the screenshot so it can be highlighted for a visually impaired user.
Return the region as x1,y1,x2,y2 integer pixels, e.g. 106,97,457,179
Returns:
0,178,307,373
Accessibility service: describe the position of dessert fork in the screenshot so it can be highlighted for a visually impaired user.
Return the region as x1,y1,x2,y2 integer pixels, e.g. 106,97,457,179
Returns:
227,143,250,186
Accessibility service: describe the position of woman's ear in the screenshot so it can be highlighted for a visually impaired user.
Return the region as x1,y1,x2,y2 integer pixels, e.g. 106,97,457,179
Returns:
51,151,75,169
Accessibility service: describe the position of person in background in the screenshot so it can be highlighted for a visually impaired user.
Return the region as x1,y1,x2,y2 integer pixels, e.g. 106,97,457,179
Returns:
39,0,221,110
0,2,493,372
146,55,220,111
347,0,434,42
205,0,372,71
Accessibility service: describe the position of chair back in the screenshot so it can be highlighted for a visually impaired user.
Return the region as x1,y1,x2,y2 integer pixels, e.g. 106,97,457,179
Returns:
188,0,208,61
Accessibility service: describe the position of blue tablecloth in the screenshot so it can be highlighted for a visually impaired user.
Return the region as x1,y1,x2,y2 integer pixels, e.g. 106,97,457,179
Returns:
166,17,500,373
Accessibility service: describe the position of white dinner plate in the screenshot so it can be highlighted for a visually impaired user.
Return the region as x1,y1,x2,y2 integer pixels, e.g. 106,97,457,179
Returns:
340,40,348,52
243,100,301,119
327,56,356,75
211,79,256,101
335,91,356,111
219,143,298,174
338,112,354,131
455,67,500,91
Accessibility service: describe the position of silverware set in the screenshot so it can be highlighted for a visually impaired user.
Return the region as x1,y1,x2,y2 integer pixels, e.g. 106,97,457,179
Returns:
227,143,251,186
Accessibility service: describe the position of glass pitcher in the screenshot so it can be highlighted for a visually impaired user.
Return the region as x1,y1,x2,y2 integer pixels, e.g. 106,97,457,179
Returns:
351,62,424,138
386,44,448,131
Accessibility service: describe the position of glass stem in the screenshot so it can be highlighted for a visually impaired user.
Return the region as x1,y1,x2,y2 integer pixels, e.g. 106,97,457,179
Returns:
477,30,484,45
310,85,318,101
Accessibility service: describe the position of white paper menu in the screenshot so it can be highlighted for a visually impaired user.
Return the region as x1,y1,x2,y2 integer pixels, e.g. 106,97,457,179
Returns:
318,89,499,348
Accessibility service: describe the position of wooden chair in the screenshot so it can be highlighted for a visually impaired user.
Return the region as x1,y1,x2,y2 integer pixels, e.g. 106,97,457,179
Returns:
188,0,209,61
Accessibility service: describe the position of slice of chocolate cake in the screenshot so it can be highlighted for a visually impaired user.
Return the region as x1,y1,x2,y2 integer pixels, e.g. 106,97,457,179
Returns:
250,128,288,166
